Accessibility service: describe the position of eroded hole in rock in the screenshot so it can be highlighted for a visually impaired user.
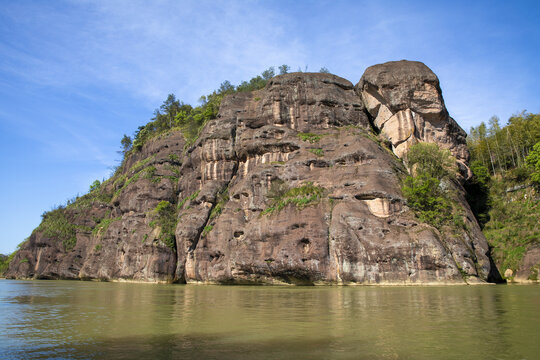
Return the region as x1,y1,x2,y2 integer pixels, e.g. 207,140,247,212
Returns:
358,226,364,230
335,152,373,165
233,193,241,199
209,252,223,261
355,194,377,200
321,99,338,107
299,238,310,245
233,231,244,238
329,195,343,200
305,159,330,168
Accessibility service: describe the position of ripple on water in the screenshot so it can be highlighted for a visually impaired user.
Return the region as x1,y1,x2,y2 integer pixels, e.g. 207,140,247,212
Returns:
0,280,539,359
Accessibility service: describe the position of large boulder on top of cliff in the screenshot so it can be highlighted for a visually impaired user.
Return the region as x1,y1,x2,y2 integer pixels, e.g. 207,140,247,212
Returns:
233,72,370,131
356,60,469,168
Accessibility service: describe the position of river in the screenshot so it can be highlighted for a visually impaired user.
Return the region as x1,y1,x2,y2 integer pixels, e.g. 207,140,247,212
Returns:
0,280,538,359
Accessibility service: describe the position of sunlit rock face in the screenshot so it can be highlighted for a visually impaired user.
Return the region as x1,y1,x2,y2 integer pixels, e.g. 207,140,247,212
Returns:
6,62,495,285
356,60,470,177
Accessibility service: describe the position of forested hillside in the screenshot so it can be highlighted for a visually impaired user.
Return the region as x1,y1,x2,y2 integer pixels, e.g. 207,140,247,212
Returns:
467,112,540,281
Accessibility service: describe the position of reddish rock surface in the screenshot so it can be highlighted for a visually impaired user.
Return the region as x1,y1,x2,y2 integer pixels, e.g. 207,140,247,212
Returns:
6,61,497,284
357,60,471,178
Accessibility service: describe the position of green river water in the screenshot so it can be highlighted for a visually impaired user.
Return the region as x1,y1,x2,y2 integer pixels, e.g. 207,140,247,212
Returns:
0,280,538,359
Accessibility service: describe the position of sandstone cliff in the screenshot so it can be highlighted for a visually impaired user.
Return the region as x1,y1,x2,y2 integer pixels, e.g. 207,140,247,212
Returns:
6,61,499,284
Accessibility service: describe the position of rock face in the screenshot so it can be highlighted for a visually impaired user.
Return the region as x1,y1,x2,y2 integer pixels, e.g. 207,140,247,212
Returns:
6,61,497,284
357,61,470,176
514,244,540,283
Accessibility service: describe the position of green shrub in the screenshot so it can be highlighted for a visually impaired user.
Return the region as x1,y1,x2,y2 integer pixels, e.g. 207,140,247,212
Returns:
130,156,155,174
150,201,177,249
89,180,101,192
402,175,452,228
209,188,229,220
68,187,113,210
298,132,322,143
0,253,15,275
407,142,457,179
507,165,531,183
402,143,459,229
92,217,121,237
263,181,325,215
36,207,78,251
202,225,213,236
178,190,200,210
526,141,540,189
483,175,539,276
309,148,324,157
144,166,160,183
168,153,180,164
113,172,141,197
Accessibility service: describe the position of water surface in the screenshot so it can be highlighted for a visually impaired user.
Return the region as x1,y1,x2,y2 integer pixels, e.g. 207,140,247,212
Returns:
0,280,538,359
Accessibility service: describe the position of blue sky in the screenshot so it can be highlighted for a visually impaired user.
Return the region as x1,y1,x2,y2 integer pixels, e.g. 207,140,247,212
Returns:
0,0,539,254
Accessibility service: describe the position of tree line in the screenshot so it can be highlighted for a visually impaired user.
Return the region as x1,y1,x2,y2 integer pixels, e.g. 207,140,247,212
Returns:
465,111,540,228
119,65,332,157
467,112,540,175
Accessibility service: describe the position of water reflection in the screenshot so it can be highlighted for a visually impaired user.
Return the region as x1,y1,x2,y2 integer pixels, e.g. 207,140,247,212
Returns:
0,280,538,359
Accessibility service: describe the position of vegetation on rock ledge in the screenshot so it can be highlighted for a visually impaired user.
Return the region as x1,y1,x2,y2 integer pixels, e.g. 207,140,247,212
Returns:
263,181,325,215
402,143,461,229
35,207,78,251
149,201,177,250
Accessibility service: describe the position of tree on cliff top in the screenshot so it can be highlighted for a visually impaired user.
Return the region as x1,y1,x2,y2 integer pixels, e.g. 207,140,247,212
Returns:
278,64,290,75
130,66,286,153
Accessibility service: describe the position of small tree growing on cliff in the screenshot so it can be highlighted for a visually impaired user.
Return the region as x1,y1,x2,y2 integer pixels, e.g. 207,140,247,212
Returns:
120,134,132,155
406,142,457,180
278,64,290,75
261,67,275,80
402,143,458,228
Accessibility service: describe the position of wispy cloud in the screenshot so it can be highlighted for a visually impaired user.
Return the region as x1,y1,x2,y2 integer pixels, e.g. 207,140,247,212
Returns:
1,0,539,254
1,1,307,106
